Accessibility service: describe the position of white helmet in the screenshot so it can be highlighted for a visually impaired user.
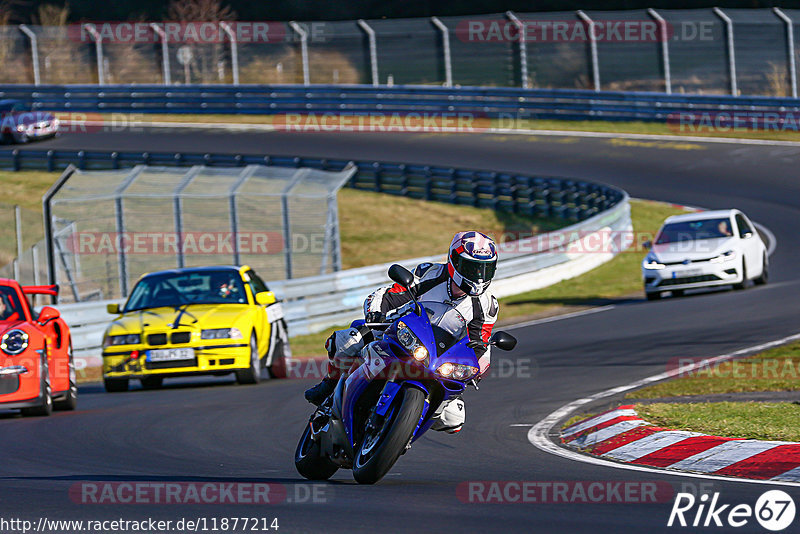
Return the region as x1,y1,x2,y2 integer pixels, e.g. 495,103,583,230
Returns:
447,231,498,296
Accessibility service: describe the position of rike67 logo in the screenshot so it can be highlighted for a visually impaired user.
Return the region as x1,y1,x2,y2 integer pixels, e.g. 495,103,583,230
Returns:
668,490,796,531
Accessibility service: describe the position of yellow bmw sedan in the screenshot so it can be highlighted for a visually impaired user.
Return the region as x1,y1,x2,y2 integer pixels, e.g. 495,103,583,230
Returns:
101,265,291,392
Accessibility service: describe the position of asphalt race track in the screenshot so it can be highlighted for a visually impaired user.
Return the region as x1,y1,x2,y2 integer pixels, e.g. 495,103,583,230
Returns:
1,129,799,533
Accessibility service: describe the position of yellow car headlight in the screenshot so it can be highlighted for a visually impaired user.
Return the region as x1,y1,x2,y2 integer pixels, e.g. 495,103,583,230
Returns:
201,328,242,340
103,333,141,348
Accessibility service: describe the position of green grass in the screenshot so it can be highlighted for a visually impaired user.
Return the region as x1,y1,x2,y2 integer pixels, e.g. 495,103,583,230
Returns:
79,113,800,143
627,341,800,399
635,402,800,442
338,188,562,269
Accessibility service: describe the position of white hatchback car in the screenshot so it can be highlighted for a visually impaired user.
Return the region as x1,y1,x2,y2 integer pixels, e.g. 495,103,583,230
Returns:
642,209,768,300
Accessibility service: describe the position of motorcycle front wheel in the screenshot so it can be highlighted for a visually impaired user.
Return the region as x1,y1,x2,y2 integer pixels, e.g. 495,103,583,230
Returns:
353,387,425,485
295,421,339,480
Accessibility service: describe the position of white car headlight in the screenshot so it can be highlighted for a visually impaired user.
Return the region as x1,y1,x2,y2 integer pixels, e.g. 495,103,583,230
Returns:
643,253,665,270
710,250,737,264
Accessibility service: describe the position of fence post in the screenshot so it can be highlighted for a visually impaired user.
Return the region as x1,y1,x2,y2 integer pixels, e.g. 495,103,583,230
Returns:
13,205,22,281
173,166,202,269
83,23,105,85
505,11,529,89
289,22,310,85
43,165,77,303
431,17,452,87
219,22,239,85
281,168,310,279
228,166,256,266
150,23,172,85
647,9,672,94
113,166,143,299
18,25,40,85
357,19,379,86
774,7,797,98
713,7,737,96
576,11,600,91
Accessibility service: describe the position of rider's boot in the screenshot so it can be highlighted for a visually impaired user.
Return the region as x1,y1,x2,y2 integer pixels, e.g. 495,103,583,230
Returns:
304,377,337,406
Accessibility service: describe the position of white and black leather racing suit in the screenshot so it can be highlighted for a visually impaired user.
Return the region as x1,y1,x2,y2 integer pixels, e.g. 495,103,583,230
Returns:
324,262,499,433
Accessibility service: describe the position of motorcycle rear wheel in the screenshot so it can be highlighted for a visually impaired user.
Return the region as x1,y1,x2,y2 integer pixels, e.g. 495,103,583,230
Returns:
295,420,339,480
353,387,425,485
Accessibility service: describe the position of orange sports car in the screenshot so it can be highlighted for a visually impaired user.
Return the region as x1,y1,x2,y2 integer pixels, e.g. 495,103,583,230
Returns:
0,280,76,416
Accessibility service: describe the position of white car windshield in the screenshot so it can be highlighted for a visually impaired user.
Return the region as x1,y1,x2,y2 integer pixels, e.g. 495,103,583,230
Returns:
656,218,734,244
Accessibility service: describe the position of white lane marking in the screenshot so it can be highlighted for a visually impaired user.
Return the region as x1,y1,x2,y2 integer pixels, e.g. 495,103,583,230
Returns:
510,424,534,427
504,305,615,331
601,431,706,463
527,331,800,487
63,119,800,148
754,222,778,257
667,441,783,473
562,408,636,438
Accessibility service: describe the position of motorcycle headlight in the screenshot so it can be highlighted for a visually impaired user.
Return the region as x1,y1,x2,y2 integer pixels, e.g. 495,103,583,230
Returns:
643,253,665,270
103,333,141,347
710,250,737,264
15,124,24,132
1,329,28,355
412,346,428,361
436,362,479,381
397,321,416,349
201,327,242,340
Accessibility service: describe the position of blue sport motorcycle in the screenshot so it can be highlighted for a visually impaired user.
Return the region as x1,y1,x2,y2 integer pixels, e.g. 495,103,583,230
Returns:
295,264,517,484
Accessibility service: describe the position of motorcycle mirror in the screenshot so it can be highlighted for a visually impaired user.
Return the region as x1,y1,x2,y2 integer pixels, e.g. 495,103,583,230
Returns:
388,264,414,289
490,331,517,351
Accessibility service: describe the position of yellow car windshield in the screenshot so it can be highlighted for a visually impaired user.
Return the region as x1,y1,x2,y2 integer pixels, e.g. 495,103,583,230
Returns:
124,270,247,311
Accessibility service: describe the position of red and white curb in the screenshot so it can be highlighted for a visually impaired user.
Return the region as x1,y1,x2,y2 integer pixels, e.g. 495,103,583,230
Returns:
562,405,800,483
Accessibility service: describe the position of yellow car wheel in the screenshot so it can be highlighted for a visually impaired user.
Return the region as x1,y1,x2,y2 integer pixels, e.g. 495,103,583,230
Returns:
235,334,261,385
104,377,129,393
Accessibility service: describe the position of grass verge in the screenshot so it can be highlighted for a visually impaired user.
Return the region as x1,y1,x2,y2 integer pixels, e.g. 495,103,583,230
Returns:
627,341,800,398
635,402,800,442
75,113,800,143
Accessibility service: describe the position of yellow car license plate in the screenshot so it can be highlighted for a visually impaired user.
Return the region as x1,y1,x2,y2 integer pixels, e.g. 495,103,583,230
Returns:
147,348,195,362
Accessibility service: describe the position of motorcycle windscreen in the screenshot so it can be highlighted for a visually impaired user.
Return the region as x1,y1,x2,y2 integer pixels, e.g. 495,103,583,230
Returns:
422,302,467,355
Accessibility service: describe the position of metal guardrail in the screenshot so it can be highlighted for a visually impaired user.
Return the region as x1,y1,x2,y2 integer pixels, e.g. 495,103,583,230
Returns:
0,148,625,224
2,84,800,123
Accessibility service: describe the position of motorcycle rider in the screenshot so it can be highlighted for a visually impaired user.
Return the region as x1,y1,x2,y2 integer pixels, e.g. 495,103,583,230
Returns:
304,231,500,434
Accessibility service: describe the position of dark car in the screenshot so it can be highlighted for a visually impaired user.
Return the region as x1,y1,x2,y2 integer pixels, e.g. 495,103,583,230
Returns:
0,99,59,144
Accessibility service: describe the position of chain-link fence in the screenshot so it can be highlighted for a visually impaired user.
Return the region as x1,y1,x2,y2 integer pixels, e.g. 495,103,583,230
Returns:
2,9,800,96
27,164,354,303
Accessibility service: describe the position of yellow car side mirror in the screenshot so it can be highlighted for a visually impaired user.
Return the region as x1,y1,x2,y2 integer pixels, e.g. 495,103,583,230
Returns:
107,303,120,314
255,291,276,306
